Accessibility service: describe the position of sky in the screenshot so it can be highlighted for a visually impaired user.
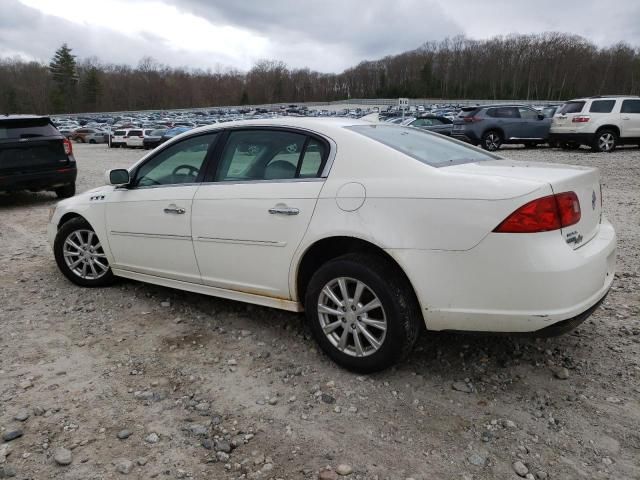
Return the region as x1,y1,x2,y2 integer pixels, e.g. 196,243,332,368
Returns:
1,0,639,73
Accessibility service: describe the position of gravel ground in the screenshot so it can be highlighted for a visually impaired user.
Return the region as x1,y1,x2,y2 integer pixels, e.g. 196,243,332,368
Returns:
0,143,639,480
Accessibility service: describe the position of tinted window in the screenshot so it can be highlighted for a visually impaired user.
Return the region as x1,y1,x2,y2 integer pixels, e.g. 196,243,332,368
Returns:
215,130,326,181
487,107,519,118
150,129,167,136
134,133,217,187
0,118,59,140
346,124,496,167
128,130,143,136
621,99,640,113
589,100,615,113
518,107,539,120
113,130,126,136
558,101,585,114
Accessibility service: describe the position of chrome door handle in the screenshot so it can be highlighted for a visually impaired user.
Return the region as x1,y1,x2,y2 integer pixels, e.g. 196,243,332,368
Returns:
164,205,186,214
622,117,631,120
268,206,299,215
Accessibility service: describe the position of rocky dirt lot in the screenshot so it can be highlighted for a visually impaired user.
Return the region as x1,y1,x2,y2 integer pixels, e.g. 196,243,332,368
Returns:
0,143,639,480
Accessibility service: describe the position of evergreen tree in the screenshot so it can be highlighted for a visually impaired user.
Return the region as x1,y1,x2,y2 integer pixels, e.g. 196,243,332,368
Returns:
81,67,101,111
49,44,78,112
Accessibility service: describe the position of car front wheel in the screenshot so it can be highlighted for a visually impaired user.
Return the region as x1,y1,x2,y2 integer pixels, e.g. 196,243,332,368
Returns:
55,184,75,198
304,253,421,373
54,217,115,287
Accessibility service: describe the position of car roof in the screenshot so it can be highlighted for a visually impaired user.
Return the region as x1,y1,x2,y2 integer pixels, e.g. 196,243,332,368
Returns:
181,117,372,137
0,114,51,121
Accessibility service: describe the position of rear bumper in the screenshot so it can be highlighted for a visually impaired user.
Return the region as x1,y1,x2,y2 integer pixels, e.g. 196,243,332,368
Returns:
388,218,616,333
452,130,479,143
0,167,77,192
549,132,594,145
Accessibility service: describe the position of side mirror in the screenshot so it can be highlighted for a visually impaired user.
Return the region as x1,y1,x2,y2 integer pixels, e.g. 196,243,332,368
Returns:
538,114,545,120
106,169,130,186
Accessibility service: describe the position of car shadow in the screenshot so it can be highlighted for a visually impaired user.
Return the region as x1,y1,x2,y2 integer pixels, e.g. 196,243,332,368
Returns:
0,191,58,209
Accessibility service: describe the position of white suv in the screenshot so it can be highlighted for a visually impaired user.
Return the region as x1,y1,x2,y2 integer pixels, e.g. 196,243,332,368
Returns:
550,95,640,152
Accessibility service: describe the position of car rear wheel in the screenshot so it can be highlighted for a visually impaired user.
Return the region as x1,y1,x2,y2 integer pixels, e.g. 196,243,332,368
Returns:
89,139,96,144
304,253,421,373
55,184,75,198
54,217,115,287
591,130,617,153
481,130,502,151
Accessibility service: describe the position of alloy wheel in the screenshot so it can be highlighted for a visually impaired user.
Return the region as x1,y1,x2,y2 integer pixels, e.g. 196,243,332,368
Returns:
317,277,387,357
62,229,109,280
598,133,615,152
485,133,501,151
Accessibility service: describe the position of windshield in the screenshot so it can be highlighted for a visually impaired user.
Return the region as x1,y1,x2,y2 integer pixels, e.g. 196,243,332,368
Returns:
346,124,498,167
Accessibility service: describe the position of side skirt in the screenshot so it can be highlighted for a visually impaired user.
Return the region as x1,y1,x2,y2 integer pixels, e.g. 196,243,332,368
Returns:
111,268,304,312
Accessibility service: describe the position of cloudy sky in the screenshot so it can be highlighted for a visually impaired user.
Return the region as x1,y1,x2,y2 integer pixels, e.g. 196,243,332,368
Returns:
2,0,639,73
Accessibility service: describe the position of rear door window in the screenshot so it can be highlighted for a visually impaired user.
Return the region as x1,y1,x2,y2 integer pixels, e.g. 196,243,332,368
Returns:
558,102,585,114
487,107,519,118
621,99,640,113
589,100,616,113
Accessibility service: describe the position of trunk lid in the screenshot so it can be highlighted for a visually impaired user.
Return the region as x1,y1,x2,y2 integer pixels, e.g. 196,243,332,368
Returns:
447,160,602,248
0,117,69,174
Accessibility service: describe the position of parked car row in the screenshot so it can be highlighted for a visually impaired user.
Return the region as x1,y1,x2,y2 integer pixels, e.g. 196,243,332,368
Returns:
51,95,640,154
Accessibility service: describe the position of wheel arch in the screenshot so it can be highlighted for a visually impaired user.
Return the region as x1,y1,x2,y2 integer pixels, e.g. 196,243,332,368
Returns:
595,124,620,137
294,235,421,311
58,211,86,230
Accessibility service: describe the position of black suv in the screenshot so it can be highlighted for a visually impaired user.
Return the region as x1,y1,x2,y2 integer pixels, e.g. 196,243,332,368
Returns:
0,115,76,198
452,105,551,151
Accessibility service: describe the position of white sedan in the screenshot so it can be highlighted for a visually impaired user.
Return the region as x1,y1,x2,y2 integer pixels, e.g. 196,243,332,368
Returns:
48,118,616,372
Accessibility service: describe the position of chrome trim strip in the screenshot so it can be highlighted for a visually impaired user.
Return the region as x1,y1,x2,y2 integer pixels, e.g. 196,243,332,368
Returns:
110,231,191,240
195,236,286,247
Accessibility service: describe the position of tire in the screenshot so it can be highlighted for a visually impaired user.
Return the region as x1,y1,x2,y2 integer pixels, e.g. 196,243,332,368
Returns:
560,141,580,150
481,130,502,151
54,217,115,287
55,184,76,198
89,139,96,144
304,253,422,373
591,129,617,153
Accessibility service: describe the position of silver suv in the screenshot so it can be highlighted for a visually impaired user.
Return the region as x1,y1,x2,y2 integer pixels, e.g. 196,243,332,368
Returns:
452,105,551,151
550,95,640,152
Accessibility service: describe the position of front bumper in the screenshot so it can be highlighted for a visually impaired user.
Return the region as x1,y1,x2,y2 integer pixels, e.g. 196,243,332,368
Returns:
388,218,616,333
0,167,77,192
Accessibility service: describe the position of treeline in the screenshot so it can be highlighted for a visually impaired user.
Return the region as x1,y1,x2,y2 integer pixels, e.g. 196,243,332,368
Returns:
1,32,639,114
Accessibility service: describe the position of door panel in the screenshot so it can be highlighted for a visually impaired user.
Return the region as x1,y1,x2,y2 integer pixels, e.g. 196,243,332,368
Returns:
106,186,201,282
620,99,640,138
192,181,323,298
104,132,219,282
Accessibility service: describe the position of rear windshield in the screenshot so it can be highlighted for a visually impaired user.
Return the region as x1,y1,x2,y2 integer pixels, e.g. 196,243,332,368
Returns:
150,129,167,136
0,118,59,140
459,108,480,118
114,130,126,136
558,101,585,114
589,100,615,113
346,124,497,167
128,130,142,136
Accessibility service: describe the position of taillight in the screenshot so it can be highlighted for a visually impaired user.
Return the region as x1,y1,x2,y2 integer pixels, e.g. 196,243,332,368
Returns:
572,115,590,123
63,137,73,156
493,192,581,233
463,116,481,123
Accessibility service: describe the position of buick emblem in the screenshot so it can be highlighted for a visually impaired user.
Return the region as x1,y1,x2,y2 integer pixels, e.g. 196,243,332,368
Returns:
592,190,597,210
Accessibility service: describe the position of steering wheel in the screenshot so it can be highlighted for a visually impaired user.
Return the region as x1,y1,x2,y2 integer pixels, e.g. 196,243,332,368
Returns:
172,164,199,177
